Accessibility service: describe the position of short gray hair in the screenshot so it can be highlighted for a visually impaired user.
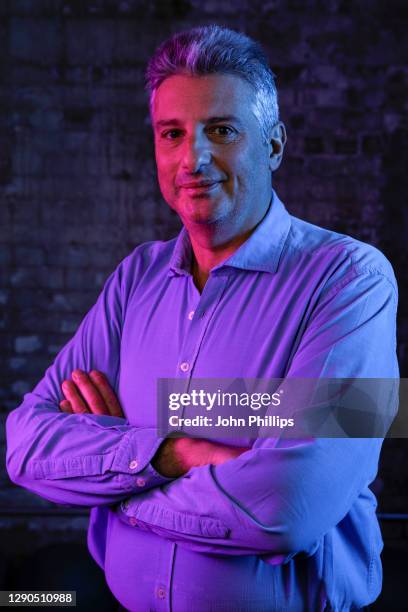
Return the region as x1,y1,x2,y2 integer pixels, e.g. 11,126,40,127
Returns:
146,25,279,143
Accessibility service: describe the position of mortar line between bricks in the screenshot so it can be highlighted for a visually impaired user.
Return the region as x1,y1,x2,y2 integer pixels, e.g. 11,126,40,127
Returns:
0,506,89,516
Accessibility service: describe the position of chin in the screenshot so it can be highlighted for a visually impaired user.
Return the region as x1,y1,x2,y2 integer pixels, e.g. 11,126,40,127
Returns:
184,207,227,228
180,212,217,226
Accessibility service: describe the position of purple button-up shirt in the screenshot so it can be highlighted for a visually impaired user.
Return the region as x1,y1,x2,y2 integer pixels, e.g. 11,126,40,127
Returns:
6,191,398,611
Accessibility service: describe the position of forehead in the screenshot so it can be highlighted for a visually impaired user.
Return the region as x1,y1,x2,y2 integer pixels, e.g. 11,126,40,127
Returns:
152,73,256,125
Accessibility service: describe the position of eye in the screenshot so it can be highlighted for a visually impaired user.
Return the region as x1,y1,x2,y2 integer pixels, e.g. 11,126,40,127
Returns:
161,129,183,140
209,126,235,137
207,125,238,142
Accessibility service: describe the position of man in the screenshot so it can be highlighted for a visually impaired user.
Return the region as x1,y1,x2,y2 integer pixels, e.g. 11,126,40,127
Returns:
6,25,398,611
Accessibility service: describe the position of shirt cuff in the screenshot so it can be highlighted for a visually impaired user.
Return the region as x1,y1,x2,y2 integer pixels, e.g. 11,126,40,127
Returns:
111,426,174,492
118,499,229,538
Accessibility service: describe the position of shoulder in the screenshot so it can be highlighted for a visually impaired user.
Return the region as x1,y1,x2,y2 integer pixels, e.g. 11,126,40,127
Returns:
104,236,178,304
120,237,178,275
284,214,397,295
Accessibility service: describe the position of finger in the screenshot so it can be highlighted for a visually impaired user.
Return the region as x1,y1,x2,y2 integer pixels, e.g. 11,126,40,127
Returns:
71,369,110,416
59,399,73,414
89,370,124,418
62,379,90,414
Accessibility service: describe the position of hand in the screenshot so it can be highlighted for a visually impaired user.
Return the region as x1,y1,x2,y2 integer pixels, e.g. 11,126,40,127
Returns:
152,436,250,478
59,369,125,418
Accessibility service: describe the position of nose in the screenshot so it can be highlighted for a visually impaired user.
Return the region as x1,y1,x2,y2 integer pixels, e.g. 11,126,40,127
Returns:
181,131,212,173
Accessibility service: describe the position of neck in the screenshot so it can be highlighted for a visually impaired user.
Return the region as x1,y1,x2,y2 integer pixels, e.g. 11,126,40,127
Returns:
190,229,253,292
188,203,272,292
192,226,252,270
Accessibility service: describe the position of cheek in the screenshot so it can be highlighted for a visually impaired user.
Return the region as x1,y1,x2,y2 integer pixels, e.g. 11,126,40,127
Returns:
229,155,258,191
241,148,270,185
156,159,176,193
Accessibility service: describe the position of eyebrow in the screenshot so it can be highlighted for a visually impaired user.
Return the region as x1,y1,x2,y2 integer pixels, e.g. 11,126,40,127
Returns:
154,115,243,129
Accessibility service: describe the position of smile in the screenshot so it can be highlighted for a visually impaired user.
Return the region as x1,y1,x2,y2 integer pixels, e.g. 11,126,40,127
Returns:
180,182,221,195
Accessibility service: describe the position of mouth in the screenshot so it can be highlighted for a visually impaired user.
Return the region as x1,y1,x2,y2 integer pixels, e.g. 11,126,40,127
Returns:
179,181,222,195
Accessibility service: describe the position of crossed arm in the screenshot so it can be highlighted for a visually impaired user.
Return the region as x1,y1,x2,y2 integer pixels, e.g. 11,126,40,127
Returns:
6,256,399,558
59,368,249,478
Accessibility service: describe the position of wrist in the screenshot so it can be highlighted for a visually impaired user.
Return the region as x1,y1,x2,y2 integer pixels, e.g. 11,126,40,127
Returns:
175,437,214,470
151,438,186,478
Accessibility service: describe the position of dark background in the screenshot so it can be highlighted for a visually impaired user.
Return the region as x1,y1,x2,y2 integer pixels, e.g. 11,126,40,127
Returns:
0,0,407,609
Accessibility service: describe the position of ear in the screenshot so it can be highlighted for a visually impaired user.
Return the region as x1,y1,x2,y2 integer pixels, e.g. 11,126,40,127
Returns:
268,121,287,172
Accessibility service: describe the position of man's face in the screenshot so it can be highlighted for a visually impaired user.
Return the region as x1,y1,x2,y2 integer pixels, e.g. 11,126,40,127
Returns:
152,74,280,238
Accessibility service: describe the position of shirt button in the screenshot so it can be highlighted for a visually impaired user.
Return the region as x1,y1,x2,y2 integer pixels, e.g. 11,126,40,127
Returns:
157,588,166,599
129,460,138,470
188,310,195,320
136,477,146,487
129,517,138,527
180,362,189,372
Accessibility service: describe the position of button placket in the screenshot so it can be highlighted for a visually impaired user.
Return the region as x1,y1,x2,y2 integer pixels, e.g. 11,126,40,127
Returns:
176,275,230,427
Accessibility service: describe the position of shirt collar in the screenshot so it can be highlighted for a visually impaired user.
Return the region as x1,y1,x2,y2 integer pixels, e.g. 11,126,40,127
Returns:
168,189,291,277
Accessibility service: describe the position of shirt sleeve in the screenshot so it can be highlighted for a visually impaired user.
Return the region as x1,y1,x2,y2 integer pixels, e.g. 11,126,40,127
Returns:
6,257,172,507
117,266,399,560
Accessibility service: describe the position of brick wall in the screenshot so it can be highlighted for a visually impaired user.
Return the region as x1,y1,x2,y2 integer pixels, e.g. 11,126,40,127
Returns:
0,0,407,603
